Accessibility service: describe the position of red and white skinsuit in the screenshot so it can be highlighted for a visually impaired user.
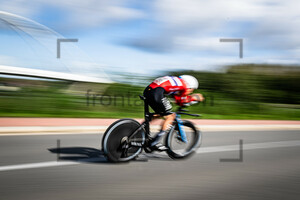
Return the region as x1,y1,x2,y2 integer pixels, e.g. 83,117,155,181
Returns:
148,76,198,106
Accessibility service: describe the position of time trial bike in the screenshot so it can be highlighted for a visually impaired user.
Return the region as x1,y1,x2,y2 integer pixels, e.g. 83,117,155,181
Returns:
102,95,202,162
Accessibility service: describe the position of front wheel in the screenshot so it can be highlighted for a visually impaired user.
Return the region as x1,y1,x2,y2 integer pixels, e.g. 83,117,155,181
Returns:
102,119,145,162
165,120,201,159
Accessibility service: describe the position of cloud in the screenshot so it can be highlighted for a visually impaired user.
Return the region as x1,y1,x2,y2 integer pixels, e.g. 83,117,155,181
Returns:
0,0,299,70
154,0,266,30
0,0,145,30
58,0,145,29
127,0,300,63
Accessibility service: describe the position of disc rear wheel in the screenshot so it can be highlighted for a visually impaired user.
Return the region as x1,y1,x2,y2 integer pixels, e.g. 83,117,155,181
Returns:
102,119,145,162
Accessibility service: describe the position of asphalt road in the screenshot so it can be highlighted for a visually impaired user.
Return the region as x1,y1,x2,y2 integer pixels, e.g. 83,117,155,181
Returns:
0,130,299,200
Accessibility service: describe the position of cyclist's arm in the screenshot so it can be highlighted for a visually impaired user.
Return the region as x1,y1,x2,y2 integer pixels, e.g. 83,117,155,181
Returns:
173,93,204,106
191,93,205,102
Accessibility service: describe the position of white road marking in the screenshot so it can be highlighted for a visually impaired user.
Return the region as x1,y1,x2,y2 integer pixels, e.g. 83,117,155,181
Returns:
0,161,77,172
0,157,102,172
196,140,300,154
0,140,299,172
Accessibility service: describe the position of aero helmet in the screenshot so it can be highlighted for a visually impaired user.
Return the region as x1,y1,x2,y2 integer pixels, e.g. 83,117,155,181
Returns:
179,75,199,89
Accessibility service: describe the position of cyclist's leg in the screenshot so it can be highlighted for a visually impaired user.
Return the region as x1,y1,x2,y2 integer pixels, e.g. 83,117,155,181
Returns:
161,113,176,131
150,96,174,147
150,112,174,147
143,87,172,149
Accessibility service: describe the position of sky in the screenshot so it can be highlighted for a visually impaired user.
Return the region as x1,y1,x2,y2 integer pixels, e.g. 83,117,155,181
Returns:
0,0,299,79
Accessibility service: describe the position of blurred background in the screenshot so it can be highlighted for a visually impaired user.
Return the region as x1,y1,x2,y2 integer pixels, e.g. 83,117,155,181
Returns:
0,0,299,119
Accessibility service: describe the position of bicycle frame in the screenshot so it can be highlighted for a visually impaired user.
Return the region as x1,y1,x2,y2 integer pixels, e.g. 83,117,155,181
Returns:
174,114,188,143
127,95,195,148
104,95,201,161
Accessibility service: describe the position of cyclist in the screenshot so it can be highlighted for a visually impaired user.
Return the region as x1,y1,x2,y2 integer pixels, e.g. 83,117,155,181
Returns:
143,75,204,151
